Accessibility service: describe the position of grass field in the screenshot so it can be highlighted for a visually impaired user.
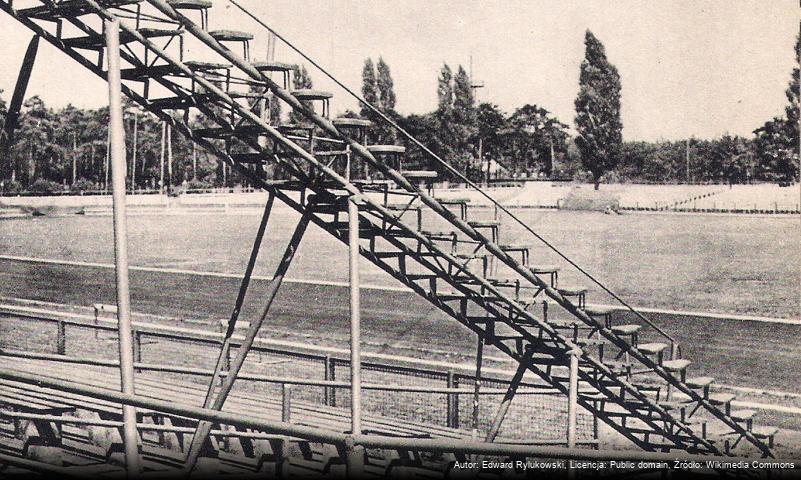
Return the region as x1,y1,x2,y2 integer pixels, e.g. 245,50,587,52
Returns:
1,258,799,395
1,207,800,453
0,207,799,391
0,208,797,318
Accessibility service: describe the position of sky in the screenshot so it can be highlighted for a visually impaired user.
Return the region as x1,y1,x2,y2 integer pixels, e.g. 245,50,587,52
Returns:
0,0,797,141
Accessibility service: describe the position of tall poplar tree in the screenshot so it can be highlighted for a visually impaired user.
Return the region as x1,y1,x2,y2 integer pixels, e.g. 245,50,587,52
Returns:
360,58,378,119
574,30,622,189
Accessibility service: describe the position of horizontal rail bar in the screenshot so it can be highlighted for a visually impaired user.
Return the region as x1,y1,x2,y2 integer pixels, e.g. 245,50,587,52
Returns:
0,366,788,466
0,303,559,384
0,366,347,444
0,410,299,440
0,349,563,395
351,434,796,465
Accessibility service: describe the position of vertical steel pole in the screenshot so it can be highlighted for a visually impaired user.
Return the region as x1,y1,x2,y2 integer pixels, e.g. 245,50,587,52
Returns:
166,124,173,190
106,18,141,477
281,384,291,422
159,121,165,194
348,197,362,436
567,349,579,449
472,337,483,438
131,112,138,191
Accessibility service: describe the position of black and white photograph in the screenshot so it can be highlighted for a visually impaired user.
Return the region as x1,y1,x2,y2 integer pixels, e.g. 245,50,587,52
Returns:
0,1,798,478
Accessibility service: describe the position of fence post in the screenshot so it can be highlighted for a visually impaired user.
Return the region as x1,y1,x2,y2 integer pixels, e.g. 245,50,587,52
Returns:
221,341,231,388
133,329,142,366
345,436,364,478
447,371,458,429
567,349,579,449
93,304,100,339
282,384,292,423
56,320,66,355
325,355,336,407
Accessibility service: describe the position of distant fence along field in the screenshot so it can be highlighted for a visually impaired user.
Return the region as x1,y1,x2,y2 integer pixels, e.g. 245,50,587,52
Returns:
1,182,799,215
434,182,800,213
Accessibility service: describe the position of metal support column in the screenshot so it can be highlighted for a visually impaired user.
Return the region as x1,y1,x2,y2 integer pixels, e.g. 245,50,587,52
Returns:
348,196,362,436
201,193,275,407
0,35,39,180
471,336,484,438
484,349,533,443
567,349,580,449
106,18,141,477
184,210,311,474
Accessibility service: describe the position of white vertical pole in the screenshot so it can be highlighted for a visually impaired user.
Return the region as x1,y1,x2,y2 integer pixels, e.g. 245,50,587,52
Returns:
348,197,361,436
166,123,173,190
131,112,137,192
105,18,141,477
159,121,165,194
567,349,579,449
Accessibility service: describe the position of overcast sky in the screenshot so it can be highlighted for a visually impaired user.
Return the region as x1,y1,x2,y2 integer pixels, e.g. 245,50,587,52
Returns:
0,0,797,141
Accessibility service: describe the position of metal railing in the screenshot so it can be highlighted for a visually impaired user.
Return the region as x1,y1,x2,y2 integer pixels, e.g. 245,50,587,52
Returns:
0,366,794,477
0,304,597,440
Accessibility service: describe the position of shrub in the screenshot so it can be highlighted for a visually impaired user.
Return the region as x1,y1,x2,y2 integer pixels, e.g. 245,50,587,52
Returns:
30,179,62,195
70,178,97,193
1,180,24,195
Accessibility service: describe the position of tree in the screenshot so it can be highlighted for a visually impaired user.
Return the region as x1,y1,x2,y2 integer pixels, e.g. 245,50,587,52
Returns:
785,28,799,151
574,30,623,189
360,58,378,119
754,118,798,182
504,104,568,178
376,57,396,112
289,64,313,124
452,65,477,157
475,103,506,180
436,64,454,120
752,28,799,184
359,57,397,144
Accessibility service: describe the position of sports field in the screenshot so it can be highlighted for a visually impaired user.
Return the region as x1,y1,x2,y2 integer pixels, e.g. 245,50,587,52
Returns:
1,208,799,387
0,208,797,318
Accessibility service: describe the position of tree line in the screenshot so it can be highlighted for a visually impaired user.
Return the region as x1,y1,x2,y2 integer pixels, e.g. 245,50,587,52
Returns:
0,29,797,194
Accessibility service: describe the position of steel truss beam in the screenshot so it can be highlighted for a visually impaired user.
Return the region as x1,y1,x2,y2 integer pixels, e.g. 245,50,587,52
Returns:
184,208,313,473
0,35,39,180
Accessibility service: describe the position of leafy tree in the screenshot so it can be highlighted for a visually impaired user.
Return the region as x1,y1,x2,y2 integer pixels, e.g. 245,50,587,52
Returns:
754,118,798,182
475,103,506,180
785,28,799,151
436,64,454,121
752,28,799,184
376,57,396,111
574,30,623,189
503,104,568,177
360,57,397,144
452,65,477,155
289,64,314,125
360,58,378,118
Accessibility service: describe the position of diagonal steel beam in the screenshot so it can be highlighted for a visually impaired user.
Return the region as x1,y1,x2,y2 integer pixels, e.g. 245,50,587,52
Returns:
183,209,312,475
483,348,534,444
201,193,275,408
0,34,39,180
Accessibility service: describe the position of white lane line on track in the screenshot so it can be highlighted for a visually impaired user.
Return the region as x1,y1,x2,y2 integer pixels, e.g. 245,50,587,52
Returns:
1,254,798,325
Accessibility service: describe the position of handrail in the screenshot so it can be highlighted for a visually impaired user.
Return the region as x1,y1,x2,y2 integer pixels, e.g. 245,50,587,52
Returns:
0,366,347,443
0,348,564,395
225,0,680,359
